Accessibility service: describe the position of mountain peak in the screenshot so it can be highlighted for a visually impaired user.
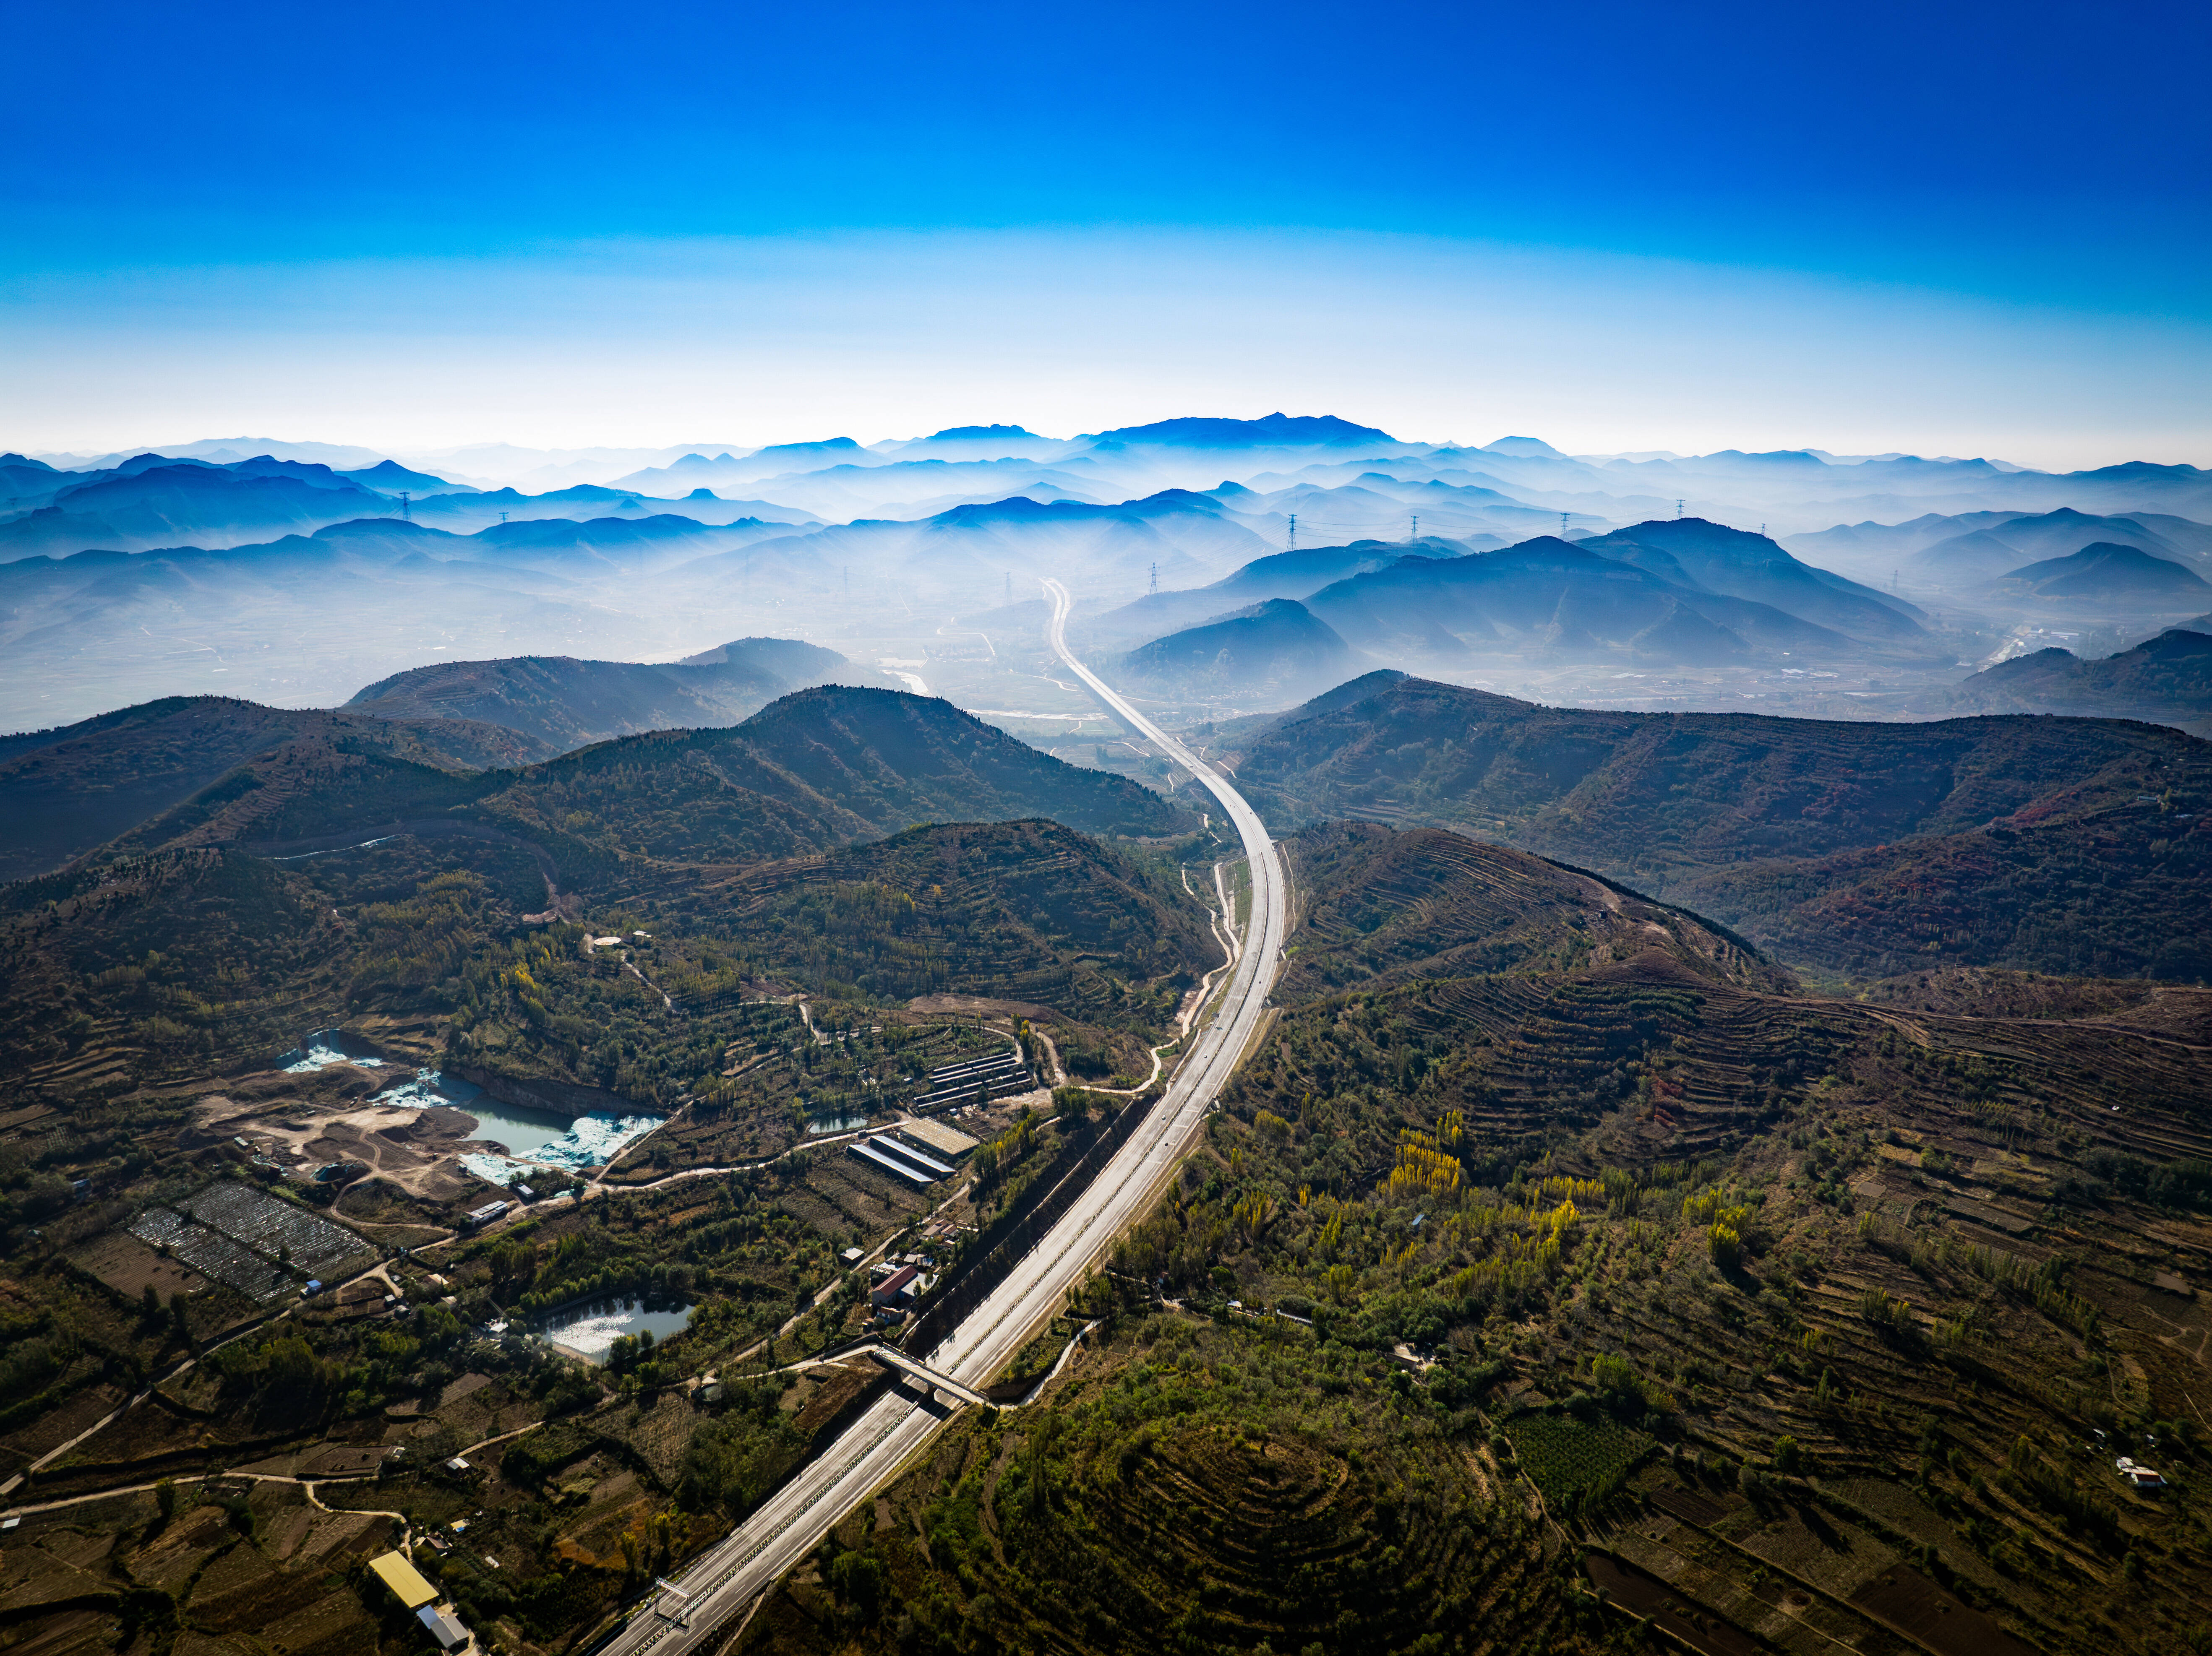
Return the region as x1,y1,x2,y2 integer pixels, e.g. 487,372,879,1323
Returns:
923,424,1041,441
1086,413,1396,449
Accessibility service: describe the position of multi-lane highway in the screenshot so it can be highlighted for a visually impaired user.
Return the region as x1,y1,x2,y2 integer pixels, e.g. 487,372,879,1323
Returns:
588,579,1287,1656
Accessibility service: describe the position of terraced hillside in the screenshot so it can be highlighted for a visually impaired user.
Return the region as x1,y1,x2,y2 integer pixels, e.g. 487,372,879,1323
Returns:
1281,820,1789,998
737,1317,1588,1656
746,819,2212,1656
1223,672,2212,979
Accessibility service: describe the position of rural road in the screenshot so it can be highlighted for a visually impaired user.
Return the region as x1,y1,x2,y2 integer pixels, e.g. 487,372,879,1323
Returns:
585,578,1289,1656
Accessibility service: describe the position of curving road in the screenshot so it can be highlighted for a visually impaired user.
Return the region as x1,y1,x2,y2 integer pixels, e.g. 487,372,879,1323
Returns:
587,579,1287,1656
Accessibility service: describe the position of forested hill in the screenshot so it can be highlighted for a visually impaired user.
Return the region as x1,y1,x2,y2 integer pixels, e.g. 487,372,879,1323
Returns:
1222,673,2212,980
0,697,553,885
343,636,849,752
0,815,1220,1102
1917,627,2212,737
104,685,1192,884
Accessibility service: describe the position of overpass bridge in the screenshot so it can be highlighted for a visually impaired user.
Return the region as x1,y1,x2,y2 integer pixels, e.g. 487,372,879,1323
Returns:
770,1343,991,1409
860,1344,990,1407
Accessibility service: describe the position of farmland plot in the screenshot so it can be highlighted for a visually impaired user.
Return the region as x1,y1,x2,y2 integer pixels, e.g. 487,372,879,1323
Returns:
128,1181,371,1303
1502,1412,1653,1505
129,1208,292,1302
178,1182,368,1278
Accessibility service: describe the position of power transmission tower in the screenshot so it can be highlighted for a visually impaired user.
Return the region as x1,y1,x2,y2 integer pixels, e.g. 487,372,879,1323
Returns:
399,491,411,521
1559,511,1568,538
1287,513,1297,552
498,511,508,523
1149,562,1158,596
1410,513,1419,542
1004,571,1011,607
1675,499,1684,518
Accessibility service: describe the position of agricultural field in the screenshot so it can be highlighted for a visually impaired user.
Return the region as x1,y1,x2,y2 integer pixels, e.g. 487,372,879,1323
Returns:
1498,1411,1652,1509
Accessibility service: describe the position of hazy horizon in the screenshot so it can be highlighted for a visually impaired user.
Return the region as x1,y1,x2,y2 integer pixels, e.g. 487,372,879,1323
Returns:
8,229,2207,470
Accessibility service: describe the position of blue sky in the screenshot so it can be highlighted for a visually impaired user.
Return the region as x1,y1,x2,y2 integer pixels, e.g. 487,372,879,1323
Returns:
5,0,2207,463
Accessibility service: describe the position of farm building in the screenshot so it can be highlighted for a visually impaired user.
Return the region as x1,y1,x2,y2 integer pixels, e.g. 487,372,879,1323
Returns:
368,1551,438,1610
418,1607,469,1650
897,1118,980,1159
871,1264,920,1307
368,1551,473,1651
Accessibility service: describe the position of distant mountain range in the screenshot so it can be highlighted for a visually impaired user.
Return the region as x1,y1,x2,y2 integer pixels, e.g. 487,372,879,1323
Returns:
0,458,396,554
1791,506,2212,587
30,418,2212,534
13,415,2212,734
1573,518,1924,640
1085,539,1431,645
0,450,818,557
1107,519,1941,692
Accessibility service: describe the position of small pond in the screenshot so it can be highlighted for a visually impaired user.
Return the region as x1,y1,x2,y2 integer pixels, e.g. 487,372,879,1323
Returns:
365,1071,664,1182
279,1028,385,1072
459,1100,664,1183
535,1297,694,1364
806,1111,869,1135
